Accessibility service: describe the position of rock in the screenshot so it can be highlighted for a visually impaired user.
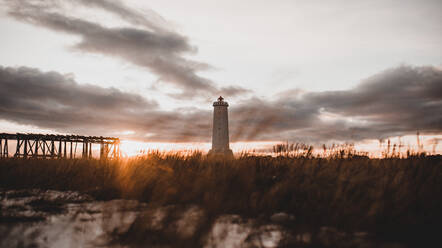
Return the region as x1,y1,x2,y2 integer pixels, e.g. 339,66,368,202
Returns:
270,212,291,222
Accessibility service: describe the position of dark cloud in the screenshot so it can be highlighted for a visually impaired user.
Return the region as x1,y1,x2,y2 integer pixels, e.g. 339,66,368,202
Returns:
0,66,210,141
74,0,170,32
230,65,442,143
1,65,441,143
2,0,249,98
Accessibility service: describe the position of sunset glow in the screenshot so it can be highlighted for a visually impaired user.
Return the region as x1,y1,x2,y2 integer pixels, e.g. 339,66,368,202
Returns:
117,135,441,158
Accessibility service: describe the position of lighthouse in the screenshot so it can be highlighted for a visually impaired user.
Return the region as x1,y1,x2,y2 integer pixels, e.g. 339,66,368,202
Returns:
209,96,233,156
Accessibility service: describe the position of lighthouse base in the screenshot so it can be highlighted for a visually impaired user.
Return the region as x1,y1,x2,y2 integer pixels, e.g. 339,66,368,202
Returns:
208,148,233,157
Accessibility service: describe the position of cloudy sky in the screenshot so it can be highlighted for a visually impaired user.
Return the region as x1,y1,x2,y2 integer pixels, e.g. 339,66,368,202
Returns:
0,0,441,151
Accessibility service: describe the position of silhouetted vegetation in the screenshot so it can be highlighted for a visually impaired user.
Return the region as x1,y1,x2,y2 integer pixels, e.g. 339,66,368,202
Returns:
1,152,441,247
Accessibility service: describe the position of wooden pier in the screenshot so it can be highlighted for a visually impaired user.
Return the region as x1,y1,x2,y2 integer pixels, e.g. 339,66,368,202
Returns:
0,133,120,159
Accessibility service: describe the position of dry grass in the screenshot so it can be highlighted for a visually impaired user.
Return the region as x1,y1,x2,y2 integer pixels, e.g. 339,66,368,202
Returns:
1,152,441,246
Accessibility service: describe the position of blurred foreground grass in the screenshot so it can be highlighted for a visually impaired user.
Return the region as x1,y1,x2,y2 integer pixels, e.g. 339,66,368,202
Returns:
1,152,441,247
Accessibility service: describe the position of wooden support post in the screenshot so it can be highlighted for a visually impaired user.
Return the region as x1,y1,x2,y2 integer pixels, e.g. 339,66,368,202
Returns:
51,140,55,157
89,142,92,158
70,141,73,159
0,139,2,158
83,142,87,159
23,138,28,158
42,141,46,158
74,142,78,159
1,139,4,158
64,141,67,158
34,140,38,157
58,140,62,159
5,139,8,158
1,139,3,158
15,137,21,157
41,140,49,159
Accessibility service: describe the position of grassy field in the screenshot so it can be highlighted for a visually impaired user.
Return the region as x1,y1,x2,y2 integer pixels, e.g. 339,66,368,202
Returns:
1,152,441,247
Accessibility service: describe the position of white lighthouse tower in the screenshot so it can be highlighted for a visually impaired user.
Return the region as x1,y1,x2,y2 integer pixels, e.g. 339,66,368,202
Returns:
209,96,233,156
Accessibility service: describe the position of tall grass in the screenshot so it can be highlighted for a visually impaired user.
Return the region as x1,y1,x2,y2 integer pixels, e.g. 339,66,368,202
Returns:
1,152,441,246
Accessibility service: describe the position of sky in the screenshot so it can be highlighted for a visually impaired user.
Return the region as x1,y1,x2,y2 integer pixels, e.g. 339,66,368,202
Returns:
0,0,441,153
